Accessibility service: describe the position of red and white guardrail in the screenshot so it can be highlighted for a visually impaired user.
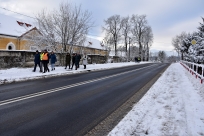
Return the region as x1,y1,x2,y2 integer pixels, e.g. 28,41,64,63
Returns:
180,61,204,84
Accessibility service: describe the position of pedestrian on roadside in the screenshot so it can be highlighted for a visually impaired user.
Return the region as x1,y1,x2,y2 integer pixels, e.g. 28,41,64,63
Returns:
33,50,41,72
65,52,71,69
75,53,81,69
134,57,138,63
42,50,50,73
82,53,88,69
40,51,43,72
50,51,57,71
71,53,76,70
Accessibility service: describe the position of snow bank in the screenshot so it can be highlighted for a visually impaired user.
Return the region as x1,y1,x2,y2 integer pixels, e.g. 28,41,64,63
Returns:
108,63,204,136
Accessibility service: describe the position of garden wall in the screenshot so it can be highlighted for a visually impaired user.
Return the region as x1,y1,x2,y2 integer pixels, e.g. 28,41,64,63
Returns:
0,50,107,69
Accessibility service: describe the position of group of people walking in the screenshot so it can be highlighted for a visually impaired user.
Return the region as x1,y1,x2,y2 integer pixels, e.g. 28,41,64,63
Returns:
33,50,57,73
33,50,88,73
65,52,88,70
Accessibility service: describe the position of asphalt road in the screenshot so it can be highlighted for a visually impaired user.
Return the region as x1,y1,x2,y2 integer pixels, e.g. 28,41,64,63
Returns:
0,63,169,136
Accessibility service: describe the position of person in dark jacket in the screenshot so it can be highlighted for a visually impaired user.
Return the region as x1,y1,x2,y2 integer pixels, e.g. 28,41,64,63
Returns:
71,53,76,70
50,51,57,71
75,53,81,70
33,50,42,72
134,57,138,63
65,52,71,69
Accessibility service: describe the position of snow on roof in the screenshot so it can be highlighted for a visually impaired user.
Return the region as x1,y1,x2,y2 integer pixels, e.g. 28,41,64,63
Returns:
85,37,103,50
0,14,35,37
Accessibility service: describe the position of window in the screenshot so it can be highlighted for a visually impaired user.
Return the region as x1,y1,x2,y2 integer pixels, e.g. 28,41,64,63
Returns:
8,45,12,50
6,42,16,50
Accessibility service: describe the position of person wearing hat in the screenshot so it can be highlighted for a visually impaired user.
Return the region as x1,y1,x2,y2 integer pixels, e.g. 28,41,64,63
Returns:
33,50,42,72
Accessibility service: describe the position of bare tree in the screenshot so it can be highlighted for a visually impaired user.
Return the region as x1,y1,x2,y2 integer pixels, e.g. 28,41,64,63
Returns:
22,27,49,51
172,31,189,57
101,36,113,53
158,51,166,63
129,45,139,60
36,1,94,53
102,15,122,56
117,46,126,57
121,16,131,59
131,14,149,60
142,26,153,61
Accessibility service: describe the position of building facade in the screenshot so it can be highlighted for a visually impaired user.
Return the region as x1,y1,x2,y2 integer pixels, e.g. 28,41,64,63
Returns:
0,27,40,51
0,14,108,55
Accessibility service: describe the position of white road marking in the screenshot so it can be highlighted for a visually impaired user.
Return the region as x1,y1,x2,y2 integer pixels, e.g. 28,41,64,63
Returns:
0,64,158,106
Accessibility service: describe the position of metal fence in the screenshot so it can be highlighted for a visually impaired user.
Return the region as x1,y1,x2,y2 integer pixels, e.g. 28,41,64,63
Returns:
180,60,204,83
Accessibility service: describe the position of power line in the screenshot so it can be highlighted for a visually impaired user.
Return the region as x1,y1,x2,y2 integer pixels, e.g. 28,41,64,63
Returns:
0,6,36,19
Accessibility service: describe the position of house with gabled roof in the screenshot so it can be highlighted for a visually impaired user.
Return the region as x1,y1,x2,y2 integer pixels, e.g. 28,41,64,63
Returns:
0,13,41,50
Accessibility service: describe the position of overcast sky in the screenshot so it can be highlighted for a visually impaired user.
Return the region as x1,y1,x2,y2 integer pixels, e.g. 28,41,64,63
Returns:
0,0,204,53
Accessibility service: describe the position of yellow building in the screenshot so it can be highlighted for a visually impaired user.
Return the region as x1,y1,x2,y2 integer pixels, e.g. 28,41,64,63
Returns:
0,27,41,50
0,14,38,50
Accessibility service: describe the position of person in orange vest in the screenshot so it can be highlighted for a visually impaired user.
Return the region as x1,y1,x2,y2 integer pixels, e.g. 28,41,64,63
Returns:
42,50,50,73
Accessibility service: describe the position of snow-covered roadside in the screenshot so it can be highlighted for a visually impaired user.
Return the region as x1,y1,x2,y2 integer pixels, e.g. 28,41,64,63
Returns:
0,62,148,84
108,63,204,136
1,62,204,135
